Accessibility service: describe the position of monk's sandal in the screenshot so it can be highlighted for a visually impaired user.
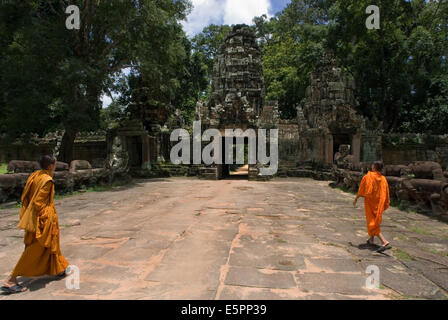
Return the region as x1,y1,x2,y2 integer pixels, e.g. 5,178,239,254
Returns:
377,244,392,253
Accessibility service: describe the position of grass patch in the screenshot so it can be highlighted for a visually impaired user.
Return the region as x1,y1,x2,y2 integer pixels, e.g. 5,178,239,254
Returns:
0,163,7,175
85,185,115,193
390,199,410,212
338,185,356,195
393,248,415,261
54,181,131,201
410,227,431,236
275,238,287,244
54,192,83,201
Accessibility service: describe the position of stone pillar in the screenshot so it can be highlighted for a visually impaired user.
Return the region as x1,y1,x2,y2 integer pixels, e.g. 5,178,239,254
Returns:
141,135,151,170
352,132,361,163
325,134,334,165
376,135,383,161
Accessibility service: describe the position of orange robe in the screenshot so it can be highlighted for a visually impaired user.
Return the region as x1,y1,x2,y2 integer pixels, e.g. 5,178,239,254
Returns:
11,170,69,277
357,171,390,237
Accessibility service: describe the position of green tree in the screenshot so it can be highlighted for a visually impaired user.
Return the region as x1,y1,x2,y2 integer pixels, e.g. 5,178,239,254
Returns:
191,24,232,76
0,0,192,162
328,0,448,133
262,0,330,118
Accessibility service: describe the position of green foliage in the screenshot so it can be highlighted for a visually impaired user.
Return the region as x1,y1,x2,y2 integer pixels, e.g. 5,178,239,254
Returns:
0,163,7,175
1,0,447,153
0,0,197,161
263,25,326,118
100,101,126,130
192,24,232,75
259,0,332,118
327,0,448,133
260,0,448,129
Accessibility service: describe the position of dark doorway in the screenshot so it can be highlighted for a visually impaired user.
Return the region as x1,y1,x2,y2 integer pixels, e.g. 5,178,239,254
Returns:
333,134,351,159
221,136,249,179
127,136,143,167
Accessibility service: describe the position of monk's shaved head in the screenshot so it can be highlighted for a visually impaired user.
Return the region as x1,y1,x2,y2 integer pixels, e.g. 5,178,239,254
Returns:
39,155,56,170
373,161,384,172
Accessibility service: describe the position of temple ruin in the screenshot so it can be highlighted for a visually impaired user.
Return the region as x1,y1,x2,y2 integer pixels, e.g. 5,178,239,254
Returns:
296,52,380,166
1,25,448,219
195,24,279,180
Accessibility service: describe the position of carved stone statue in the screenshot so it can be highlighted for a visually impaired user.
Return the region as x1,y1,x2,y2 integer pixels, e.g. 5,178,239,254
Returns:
108,136,129,177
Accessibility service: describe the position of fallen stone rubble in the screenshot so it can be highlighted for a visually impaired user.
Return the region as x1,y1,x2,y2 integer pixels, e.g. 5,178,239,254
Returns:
331,161,448,219
0,160,113,203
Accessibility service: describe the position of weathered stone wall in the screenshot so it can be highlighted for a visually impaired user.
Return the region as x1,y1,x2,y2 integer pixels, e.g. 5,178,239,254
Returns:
0,143,54,163
0,160,115,203
278,120,299,140
382,134,448,169
331,161,448,220
297,51,366,166
0,136,107,164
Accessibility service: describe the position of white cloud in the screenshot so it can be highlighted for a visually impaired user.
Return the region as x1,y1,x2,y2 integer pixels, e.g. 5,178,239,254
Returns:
223,0,271,26
182,0,272,37
182,0,225,36
101,94,112,109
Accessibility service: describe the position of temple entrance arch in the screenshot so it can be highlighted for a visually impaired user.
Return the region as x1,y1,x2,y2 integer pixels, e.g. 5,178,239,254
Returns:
332,134,351,161
195,25,279,181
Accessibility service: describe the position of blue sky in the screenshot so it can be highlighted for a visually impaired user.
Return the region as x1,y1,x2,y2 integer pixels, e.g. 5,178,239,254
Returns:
182,0,291,36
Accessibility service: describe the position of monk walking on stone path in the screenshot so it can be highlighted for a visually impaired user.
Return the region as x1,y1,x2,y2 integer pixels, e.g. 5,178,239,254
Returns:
1,155,69,294
354,161,392,253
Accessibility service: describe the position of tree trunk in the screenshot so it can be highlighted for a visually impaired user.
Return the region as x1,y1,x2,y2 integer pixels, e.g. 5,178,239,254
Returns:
58,128,77,164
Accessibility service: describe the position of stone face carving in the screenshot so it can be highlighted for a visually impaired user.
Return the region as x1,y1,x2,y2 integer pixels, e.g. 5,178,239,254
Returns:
297,51,372,166
197,24,267,128
299,52,363,134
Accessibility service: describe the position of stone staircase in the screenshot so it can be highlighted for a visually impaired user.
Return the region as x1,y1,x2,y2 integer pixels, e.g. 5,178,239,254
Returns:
198,166,219,180
248,165,274,182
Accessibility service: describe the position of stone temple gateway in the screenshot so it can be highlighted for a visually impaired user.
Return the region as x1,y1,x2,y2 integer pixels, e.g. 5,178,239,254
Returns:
195,24,280,180
106,25,383,180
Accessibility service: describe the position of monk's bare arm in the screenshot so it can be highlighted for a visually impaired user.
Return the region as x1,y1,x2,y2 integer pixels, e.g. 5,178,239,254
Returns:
353,194,363,207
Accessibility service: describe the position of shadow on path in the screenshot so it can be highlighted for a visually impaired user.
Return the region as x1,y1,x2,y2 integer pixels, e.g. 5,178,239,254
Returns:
0,276,65,296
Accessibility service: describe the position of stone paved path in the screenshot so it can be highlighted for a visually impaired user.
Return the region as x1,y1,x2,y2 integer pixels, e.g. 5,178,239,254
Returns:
1,178,447,300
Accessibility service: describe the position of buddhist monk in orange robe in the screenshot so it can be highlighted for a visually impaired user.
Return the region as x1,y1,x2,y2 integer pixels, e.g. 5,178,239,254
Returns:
354,161,392,253
2,155,69,294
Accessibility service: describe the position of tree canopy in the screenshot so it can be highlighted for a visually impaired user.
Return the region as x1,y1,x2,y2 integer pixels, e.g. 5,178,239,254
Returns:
0,0,200,162
1,0,447,162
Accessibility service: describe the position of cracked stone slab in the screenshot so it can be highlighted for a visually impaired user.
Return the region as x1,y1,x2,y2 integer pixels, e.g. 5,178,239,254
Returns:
224,266,297,289
294,272,374,296
360,261,446,299
301,258,363,273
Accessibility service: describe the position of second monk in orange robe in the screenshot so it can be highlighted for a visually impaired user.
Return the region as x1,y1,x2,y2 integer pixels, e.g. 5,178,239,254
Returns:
354,161,391,253
2,155,69,294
